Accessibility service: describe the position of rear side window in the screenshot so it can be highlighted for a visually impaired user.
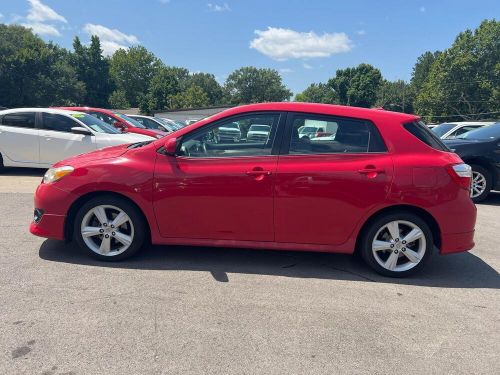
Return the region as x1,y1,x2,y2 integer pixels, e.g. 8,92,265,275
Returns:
1,112,36,128
42,113,79,133
403,121,449,151
288,114,387,154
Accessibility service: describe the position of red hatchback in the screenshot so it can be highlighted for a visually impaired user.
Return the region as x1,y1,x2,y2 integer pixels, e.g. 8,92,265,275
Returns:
57,107,167,139
30,103,476,277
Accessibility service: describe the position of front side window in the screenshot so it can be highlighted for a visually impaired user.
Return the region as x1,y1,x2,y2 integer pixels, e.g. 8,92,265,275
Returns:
70,113,119,134
42,113,79,133
1,112,36,128
288,114,386,154
179,113,280,158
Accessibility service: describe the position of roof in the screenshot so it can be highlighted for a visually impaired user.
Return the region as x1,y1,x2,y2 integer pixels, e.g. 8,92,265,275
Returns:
0,107,85,115
56,106,116,115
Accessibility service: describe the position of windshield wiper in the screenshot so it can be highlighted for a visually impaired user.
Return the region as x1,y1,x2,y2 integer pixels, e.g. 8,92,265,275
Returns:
128,141,153,149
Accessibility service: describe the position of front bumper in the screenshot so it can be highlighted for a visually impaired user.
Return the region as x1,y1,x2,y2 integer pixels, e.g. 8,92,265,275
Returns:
30,214,66,240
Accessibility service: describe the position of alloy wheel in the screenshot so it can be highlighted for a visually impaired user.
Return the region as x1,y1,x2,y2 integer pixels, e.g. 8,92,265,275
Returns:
371,220,427,273
470,171,487,199
80,205,135,256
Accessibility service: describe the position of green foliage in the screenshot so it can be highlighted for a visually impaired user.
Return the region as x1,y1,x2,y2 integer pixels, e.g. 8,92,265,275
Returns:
184,72,223,105
0,24,85,107
108,90,130,109
415,19,500,121
376,80,415,113
139,66,186,114
295,83,337,103
170,85,210,109
72,36,113,107
109,46,162,107
224,67,293,104
327,64,382,107
411,51,441,93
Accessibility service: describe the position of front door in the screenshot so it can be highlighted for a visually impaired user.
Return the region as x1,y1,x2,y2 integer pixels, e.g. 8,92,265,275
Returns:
275,112,394,246
153,112,283,241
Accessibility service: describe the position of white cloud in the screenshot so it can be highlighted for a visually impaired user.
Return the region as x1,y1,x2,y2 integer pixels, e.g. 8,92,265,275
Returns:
27,0,66,23
0,13,4,19
83,23,139,56
250,27,352,61
22,22,61,36
356,29,366,35
208,3,230,12
279,68,293,74
420,6,426,12
20,0,66,37
303,62,313,69
159,0,170,4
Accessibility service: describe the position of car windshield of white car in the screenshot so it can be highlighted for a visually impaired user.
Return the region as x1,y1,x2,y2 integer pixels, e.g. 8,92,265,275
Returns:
70,113,120,134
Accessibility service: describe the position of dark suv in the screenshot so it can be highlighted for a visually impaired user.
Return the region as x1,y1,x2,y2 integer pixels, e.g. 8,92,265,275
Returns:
444,123,500,202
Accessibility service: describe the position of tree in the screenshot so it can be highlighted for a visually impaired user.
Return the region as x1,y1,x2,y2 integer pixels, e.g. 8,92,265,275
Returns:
375,80,415,113
327,63,382,107
295,83,337,103
72,35,113,107
411,51,441,93
109,46,162,107
415,19,500,121
224,67,292,104
109,90,130,109
184,73,223,105
170,85,210,109
0,24,85,107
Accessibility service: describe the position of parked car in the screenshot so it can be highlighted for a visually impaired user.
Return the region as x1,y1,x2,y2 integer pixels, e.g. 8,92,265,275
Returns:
298,120,337,139
444,123,500,202
217,122,241,142
246,124,271,142
158,118,186,130
30,103,476,277
0,108,153,168
431,121,494,139
127,115,174,133
57,107,167,139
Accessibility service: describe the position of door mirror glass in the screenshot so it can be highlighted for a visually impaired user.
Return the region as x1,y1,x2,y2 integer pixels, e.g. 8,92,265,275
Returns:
71,126,92,136
164,137,177,155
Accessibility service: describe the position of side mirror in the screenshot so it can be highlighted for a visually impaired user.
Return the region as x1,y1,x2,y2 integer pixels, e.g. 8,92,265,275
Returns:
71,127,92,136
164,137,178,156
113,121,125,131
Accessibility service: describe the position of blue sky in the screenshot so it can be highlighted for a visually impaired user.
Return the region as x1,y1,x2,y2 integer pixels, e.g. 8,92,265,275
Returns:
1,0,499,93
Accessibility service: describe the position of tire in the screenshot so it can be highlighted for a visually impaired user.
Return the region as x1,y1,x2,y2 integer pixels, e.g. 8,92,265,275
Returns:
73,195,147,261
469,164,491,203
360,211,433,277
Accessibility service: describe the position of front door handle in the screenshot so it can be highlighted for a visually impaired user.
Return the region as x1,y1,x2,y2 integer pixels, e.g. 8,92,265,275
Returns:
246,170,272,176
358,168,385,174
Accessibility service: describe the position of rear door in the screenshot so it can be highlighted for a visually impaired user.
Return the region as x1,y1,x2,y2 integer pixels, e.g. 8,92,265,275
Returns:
0,112,39,164
39,113,96,164
275,112,394,246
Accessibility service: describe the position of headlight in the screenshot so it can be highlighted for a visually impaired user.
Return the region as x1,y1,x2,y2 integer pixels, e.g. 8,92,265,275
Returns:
43,166,74,184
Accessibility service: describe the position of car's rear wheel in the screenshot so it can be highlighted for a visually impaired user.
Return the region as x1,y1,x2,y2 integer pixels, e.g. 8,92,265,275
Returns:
73,196,147,261
360,212,433,277
469,164,491,203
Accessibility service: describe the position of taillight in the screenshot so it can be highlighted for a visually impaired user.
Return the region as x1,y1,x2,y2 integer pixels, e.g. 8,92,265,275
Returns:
446,163,472,190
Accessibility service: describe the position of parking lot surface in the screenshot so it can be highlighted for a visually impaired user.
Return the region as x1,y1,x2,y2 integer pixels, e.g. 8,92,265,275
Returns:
0,168,499,374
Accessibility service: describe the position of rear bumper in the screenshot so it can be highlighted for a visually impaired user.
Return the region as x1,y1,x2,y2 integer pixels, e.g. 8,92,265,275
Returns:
440,230,475,254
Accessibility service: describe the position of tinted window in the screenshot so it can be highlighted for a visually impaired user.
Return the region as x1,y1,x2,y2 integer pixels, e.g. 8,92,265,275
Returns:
88,111,116,125
113,113,146,128
448,125,481,138
1,112,36,128
42,113,78,132
288,114,386,154
457,123,500,140
179,113,280,158
69,113,120,134
432,123,456,137
403,121,449,151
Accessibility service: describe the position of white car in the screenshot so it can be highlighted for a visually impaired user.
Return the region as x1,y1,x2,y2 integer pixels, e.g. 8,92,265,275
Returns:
431,121,495,139
247,124,271,142
0,108,154,169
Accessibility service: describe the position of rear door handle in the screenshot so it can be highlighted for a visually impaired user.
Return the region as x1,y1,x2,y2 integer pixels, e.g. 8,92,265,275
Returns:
246,170,272,176
358,168,385,174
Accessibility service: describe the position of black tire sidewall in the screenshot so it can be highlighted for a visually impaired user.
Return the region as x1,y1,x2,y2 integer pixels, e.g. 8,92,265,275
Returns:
360,212,433,277
470,164,492,203
73,195,146,261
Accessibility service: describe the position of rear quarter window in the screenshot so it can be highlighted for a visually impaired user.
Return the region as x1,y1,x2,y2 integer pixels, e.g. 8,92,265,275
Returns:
403,121,449,151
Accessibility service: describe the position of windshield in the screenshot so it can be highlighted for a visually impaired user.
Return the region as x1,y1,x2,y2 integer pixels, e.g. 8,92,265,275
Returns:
432,123,456,137
222,123,239,129
70,113,120,134
155,117,177,131
249,125,271,132
457,123,500,140
113,113,146,129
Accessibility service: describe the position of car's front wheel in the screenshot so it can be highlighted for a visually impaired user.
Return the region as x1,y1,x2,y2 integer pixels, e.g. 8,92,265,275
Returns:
360,212,433,277
73,196,147,261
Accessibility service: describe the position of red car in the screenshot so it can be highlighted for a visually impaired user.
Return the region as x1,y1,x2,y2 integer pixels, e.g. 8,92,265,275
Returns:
30,103,476,277
57,107,167,139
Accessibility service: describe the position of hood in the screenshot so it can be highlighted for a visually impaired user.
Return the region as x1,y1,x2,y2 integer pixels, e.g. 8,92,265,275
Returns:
102,132,154,143
127,127,167,138
54,144,130,167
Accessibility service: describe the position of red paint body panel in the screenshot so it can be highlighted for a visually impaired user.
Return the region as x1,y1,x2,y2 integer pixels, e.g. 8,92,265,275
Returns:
56,107,166,138
31,103,476,257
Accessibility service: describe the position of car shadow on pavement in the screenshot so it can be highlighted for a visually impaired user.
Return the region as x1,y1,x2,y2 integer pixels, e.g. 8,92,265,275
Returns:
477,191,500,206
39,240,499,289
0,167,46,177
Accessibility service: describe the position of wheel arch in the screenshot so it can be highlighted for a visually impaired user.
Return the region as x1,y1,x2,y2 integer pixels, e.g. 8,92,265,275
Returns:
354,204,441,254
64,191,152,242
